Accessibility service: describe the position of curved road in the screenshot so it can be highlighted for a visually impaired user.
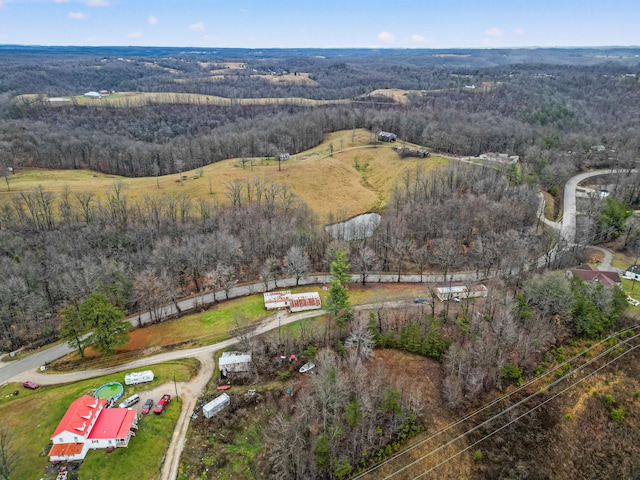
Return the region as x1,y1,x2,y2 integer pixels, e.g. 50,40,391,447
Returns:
0,167,632,479
0,272,479,384
1,168,631,385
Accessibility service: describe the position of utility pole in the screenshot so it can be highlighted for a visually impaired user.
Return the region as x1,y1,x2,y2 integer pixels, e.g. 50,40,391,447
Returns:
173,374,179,402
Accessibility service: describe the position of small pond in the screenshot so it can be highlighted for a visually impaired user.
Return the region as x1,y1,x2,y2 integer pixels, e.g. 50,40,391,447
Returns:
325,212,382,241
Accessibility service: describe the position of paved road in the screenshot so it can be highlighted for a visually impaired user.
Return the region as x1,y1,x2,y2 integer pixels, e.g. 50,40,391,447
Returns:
1,168,632,386
0,272,482,384
561,168,636,245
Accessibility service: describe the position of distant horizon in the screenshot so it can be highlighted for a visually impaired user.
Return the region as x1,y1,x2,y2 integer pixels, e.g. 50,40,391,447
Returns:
0,1,638,50
1,44,639,51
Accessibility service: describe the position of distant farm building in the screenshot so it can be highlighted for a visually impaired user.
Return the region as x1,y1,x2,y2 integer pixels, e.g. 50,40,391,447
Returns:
569,265,621,287
263,291,321,312
49,395,138,462
203,393,230,418
436,283,488,302
479,152,519,164
219,351,252,375
378,131,397,142
394,146,430,158
83,91,102,99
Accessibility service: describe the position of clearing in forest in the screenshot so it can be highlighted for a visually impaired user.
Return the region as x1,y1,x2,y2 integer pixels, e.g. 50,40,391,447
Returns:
2,129,448,221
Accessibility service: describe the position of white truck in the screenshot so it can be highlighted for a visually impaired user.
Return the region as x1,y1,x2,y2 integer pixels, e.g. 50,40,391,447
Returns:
124,370,154,385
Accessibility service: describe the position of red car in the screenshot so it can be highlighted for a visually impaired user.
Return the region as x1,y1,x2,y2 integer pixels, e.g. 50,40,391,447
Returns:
153,394,171,414
23,381,39,389
141,398,154,414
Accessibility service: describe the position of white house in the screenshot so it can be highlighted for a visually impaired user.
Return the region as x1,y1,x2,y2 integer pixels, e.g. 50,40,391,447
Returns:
83,91,102,99
436,283,488,302
49,395,138,462
203,393,230,418
219,351,252,375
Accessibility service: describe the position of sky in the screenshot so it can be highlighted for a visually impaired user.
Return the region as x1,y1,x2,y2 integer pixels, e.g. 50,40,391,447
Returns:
0,0,638,49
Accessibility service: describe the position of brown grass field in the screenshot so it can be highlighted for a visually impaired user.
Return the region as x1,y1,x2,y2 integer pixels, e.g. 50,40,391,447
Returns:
251,72,318,86
17,91,348,108
2,129,448,221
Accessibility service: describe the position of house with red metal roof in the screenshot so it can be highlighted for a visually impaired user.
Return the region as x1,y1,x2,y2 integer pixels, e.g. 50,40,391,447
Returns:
569,264,622,287
49,395,138,462
263,290,321,312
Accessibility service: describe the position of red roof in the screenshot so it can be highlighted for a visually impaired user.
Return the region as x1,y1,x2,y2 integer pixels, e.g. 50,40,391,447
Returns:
571,266,621,286
49,443,84,457
52,395,106,438
87,408,137,440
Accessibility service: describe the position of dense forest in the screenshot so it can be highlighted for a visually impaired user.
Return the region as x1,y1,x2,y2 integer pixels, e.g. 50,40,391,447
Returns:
1,46,639,349
1,46,640,479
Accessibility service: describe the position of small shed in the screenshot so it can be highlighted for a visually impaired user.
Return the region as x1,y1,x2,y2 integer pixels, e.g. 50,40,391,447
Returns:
203,393,230,418
219,351,252,375
124,370,154,385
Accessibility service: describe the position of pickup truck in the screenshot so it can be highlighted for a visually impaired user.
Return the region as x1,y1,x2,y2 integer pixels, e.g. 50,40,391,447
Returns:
153,394,171,414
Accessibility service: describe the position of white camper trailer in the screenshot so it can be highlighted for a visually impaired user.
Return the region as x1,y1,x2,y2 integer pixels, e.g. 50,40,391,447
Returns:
203,393,230,418
124,370,155,385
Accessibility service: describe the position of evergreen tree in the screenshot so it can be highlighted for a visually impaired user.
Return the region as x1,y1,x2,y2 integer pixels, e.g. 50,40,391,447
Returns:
79,293,130,355
326,249,353,330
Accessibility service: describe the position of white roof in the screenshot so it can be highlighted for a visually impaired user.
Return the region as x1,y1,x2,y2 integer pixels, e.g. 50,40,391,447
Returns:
436,285,467,294
219,351,252,366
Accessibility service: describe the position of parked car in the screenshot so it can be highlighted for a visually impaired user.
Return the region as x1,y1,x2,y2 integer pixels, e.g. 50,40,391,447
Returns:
141,398,154,414
413,296,429,304
23,381,39,389
299,363,316,373
118,393,140,409
154,394,171,414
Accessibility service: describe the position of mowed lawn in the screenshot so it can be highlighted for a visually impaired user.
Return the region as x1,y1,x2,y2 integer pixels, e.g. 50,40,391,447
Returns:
0,359,198,480
1,129,448,222
86,284,427,359
121,294,272,352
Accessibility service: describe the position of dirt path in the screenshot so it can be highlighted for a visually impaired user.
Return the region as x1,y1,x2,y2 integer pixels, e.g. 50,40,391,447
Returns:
160,352,214,480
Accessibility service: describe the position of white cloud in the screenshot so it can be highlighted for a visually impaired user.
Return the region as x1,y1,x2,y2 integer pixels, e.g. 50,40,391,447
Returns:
410,34,426,43
148,15,158,26
189,22,205,32
67,11,88,20
86,0,110,6
514,27,526,35
127,32,142,38
377,31,394,43
485,27,503,37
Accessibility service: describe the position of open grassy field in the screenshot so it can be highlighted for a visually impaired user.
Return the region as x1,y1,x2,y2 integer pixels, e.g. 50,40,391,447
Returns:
251,72,318,86
2,129,448,221
17,91,348,108
0,359,198,480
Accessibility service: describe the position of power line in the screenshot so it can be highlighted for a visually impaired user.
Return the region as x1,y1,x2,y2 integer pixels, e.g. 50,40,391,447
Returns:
351,322,640,480
387,330,640,479
412,337,640,479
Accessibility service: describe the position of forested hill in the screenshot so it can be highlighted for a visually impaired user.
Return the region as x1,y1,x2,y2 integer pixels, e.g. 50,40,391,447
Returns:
0,46,639,185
